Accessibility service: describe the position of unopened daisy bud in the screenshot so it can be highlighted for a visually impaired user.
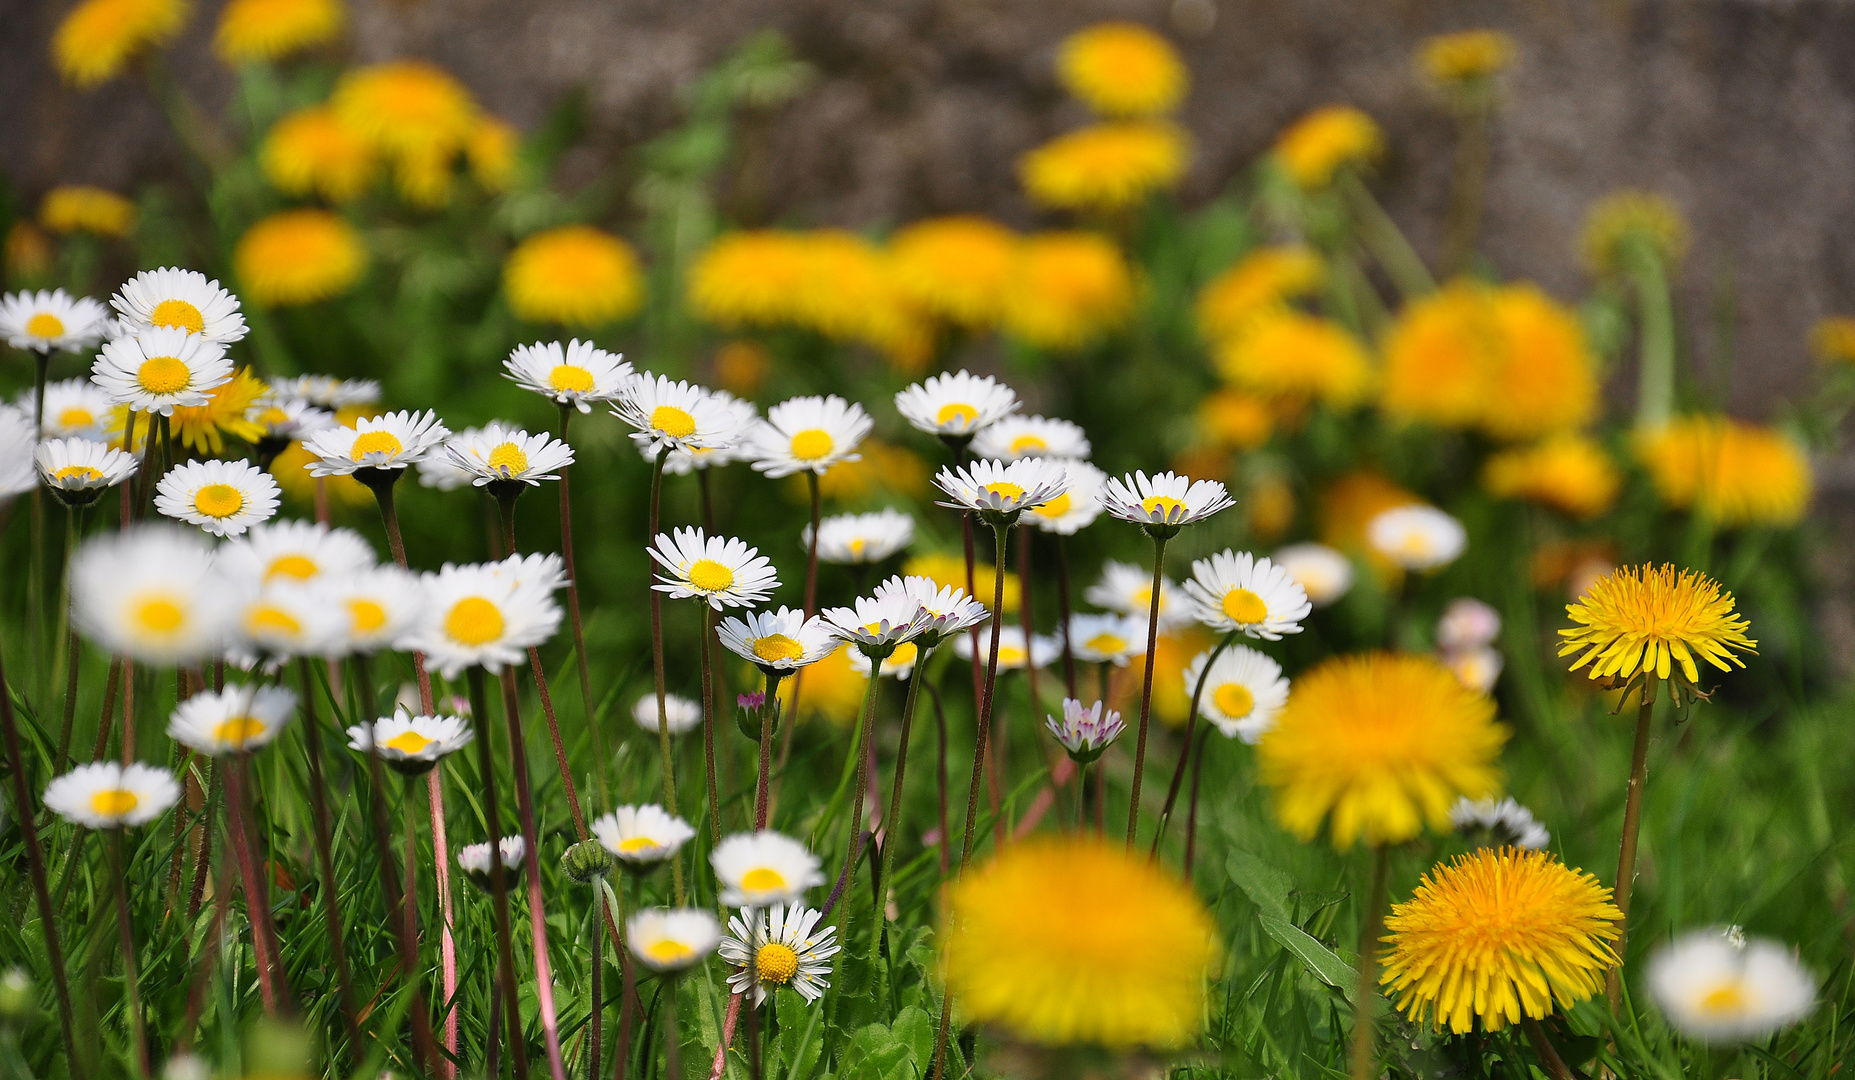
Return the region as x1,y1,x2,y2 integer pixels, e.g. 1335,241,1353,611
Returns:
42,761,180,829
1181,550,1310,640
1045,699,1124,764
648,528,779,610
36,437,137,507
346,710,474,776
934,457,1069,526
1649,928,1816,1042
633,692,701,736
593,804,696,872
561,839,615,883
712,830,825,908
458,836,526,892
1102,470,1234,538
804,509,914,565
746,394,872,478
627,908,722,973
1367,505,1466,571
1272,543,1354,607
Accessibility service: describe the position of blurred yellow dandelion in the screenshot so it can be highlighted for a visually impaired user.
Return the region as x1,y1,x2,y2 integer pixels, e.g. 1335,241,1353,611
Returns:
1195,245,1325,342
504,225,644,327
902,552,1020,614
465,116,520,192
213,0,343,63
1811,316,1855,366
1273,105,1382,189
774,644,866,726
168,368,267,455
1635,416,1811,527
261,106,378,203
1002,231,1135,350
40,186,136,238
1558,564,1755,699
1583,190,1689,275
332,60,478,159
234,209,366,307
1216,308,1372,410
688,231,813,328
1196,389,1274,451
6,223,55,280
1056,22,1188,118
888,216,1020,329
814,439,931,502
1418,30,1516,85
53,0,188,87
1482,434,1621,520
1019,121,1190,212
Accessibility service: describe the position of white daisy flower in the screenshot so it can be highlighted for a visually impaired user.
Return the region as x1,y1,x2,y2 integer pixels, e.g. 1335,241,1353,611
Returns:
1181,550,1311,640
42,762,179,829
648,389,760,476
235,580,350,660
893,369,1019,440
1102,470,1235,535
416,425,480,490
167,684,299,756
246,396,335,443
0,409,33,503
848,639,922,680
713,831,826,908
401,554,565,677
804,509,915,566
154,459,281,537
932,457,1069,521
1022,458,1106,536
26,378,115,439
716,607,837,677
71,525,237,664
217,520,376,587
817,588,929,656
648,528,779,610
91,326,232,415
627,908,722,973
632,692,702,736
267,376,381,408
1271,543,1354,607
969,414,1091,461
892,574,990,646
613,373,741,456
1367,505,1467,571
36,438,138,505
1443,645,1504,694
0,289,109,353
1044,698,1125,764
1436,598,1502,651
1449,796,1549,850
1182,644,1289,743
747,394,872,478
458,835,527,890
111,268,248,343
1066,612,1148,666
504,339,633,412
302,410,451,476
331,565,425,653
444,423,575,487
719,903,841,1005
592,804,697,868
1086,559,1187,628
347,709,475,774
1649,929,1816,1043
951,624,1060,671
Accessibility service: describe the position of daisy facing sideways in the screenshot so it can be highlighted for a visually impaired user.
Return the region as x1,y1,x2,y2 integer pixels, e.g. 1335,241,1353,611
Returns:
444,423,575,487
36,437,137,506
971,413,1091,461
894,369,1020,441
628,908,723,973
458,835,527,891
1102,470,1234,536
28,378,114,439
633,692,702,736
217,519,376,586
347,710,475,774
649,528,779,610
716,606,837,678
0,288,109,354
933,457,1070,522
42,761,180,829
1023,458,1107,535
168,684,300,756
1648,927,1816,1042
719,903,841,1004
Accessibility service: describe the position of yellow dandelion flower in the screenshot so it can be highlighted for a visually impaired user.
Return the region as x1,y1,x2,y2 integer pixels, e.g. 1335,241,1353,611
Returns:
503,225,644,328
1216,308,1372,410
6,223,55,281
332,60,478,160
1582,190,1689,275
168,368,267,455
1195,245,1325,342
260,106,377,203
1273,105,1382,189
1418,30,1516,85
1811,316,1855,366
1482,434,1621,520
1002,231,1136,350
1381,848,1621,1034
940,836,1218,1049
40,186,136,238
1196,388,1274,451
1056,22,1189,118
465,116,520,192
1019,121,1190,213
888,216,1021,328
1319,470,1420,564
688,231,813,328
902,552,1020,615
1257,652,1508,848
1558,564,1755,701
791,231,930,368
212,0,343,64
234,209,366,307
1635,415,1812,527
53,0,188,88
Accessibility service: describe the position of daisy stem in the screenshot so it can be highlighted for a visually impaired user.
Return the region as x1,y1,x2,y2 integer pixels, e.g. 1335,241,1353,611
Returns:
836,651,886,933
1124,533,1170,848
1054,535,1077,699
466,666,530,1080
1440,103,1491,278
185,760,218,921
1606,692,1657,1012
662,974,683,1080
223,751,289,1014
557,404,610,808
646,448,688,906
107,829,150,1079
430,768,461,1080
497,666,571,1080
874,646,929,958
754,673,784,829
295,657,364,1060
119,409,137,530
1522,1016,1575,1080
925,677,949,875
773,472,823,817
1349,844,1390,1080
1017,529,1041,724
699,604,724,843
1152,629,1240,858
1183,723,1216,877
53,507,84,774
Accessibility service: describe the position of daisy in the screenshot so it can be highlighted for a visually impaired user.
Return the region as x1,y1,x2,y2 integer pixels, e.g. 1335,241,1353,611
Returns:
444,423,575,487
817,588,929,658
268,375,381,408
1086,559,1186,627
402,555,564,677
1272,542,1354,607
970,414,1091,461
804,509,914,565
111,268,247,343
331,565,424,653
1102,470,1234,536
952,624,1060,671
746,394,872,478
1023,458,1106,535
42,762,180,829
458,835,527,891
716,607,837,678
650,389,760,476
1436,598,1502,651
627,908,722,973
848,640,922,680
1444,645,1504,694
168,684,299,755
28,378,114,439
246,395,335,444
613,373,740,456
712,830,826,907
0,410,32,503
36,437,138,506
894,369,1019,441
155,459,281,537
347,710,475,775
71,525,236,664
1648,928,1817,1042
1066,612,1148,666
1367,505,1467,571
0,289,109,353
719,903,841,1004
1181,550,1311,640
592,804,697,869
1450,796,1550,850
91,326,232,415
648,528,778,610
633,692,702,736
217,520,375,586
933,457,1070,523
303,409,450,476
1183,645,1289,743
504,339,633,412
234,580,350,660
416,426,480,490
894,574,990,646
1045,698,1125,763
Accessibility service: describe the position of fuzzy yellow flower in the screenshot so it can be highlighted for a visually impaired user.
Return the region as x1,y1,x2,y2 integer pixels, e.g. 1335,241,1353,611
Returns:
1482,434,1621,520
888,216,1021,328
1418,30,1516,85
270,439,371,508
1558,564,1755,703
793,231,931,370
40,186,136,238
1195,245,1325,342
1248,475,1296,539
332,60,477,158
234,209,366,307
465,117,520,192
1117,626,1215,729
167,368,267,455
1019,121,1190,213
260,106,377,203
1582,190,1689,275
213,0,343,63
503,225,644,327
689,231,811,328
1056,22,1188,118
1257,652,1508,848
53,0,188,87
1273,105,1382,189
1811,316,1855,366
774,644,865,726
815,440,931,503
1216,308,1372,410
940,836,1218,1049
1635,416,1812,527
1381,848,1621,1034
1002,231,1135,350
1196,389,1274,451
902,552,1020,614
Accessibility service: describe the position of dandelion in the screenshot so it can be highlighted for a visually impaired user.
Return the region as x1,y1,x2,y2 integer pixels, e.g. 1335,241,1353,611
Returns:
804,509,914,565
1019,121,1190,212
168,684,299,755
1271,543,1354,607
1001,231,1135,350
1482,434,1621,519
1195,246,1325,341
720,903,840,1005
1811,315,1855,365
894,370,1020,443
649,528,778,610
1056,22,1188,118
592,805,695,870
1451,797,1550,850
111,268,248,343
39,186,137,237
1636,415,1812,528
632,693,701,736
712,831,825,907
71,525,236,664
1648,928,1816,1042
444,423,574,488
92,328,232,416
261,106,377,203
36,438,138,507
686,231,813,328
331,59,477,162
1367,505,1467,571
1067,612,1147,666
52,0,187,87
933,458,1070,524
402,554,565,677
1558,563,1755,703
167,368,267,455
627,909,722,973
303,409,449,476
1181,550,1310,640
503,339,632,412
1023,458,1106,535
465,116,519,190
154,459,280,538
746,395,872,478
234,210,367,307
346,710,474,775
42,762,180,829
1272,105,1383,189
0,290,109,354
1583,190,1689,276
1418,29,1516,86
888,216,1020,328
213,0,342,62
1183,644,1289,743
1216,308,1373,410
503,225,645,327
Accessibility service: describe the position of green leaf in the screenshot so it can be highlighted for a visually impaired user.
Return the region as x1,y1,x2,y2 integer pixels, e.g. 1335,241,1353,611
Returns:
1226,849,1294,922
1259,914,1355,1000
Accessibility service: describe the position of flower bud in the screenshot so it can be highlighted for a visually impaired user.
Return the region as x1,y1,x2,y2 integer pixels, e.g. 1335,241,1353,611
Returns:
561,839,613,883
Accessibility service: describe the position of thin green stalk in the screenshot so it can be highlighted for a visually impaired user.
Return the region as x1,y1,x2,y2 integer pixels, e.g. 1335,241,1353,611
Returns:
295,658,363,1058
1338,170,1437,300
1628,239,1678,430
645,447,687,904
1151,629,1240,857
699,604,724,842
53,507,83,773
557,404,611,806
1349,844,1390,1080
1607,692,1657,1011
107,830,150,1078
466,666,530,1080
1125,533,1170,847
874,649,929,961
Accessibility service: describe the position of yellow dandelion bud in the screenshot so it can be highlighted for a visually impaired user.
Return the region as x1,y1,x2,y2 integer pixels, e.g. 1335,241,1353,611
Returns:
1018,121,1190,213
169,368,267,455
1195,245,1325,342
503,225,644,328
234,209,366,307
1216,308,1373,410
1582,190,1689,275
1002,231,1135,351
1558,563,1755,702
213,0,343,64
1482,434,1622,520
465,116,520,192
1418,29,1516,86
1056,22,1189,118
40,186,137,238
1810,315,1855,366
261,106,378,203
888,216,1021,329
1635,415,1812,528
1273,105,1382,189
53,0,188,88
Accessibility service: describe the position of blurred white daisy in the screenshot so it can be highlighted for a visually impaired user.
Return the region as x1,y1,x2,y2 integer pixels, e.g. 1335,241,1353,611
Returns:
268,376,381,408
235,580,350,661
818,588,929,656
632,692,702,736
1181,550,1311,640
246,396,335,444
747,394,872,478
1182,644,1289,743
27,378,114,439
91,326,231,415
614,373,740,456
36,438,137,506
1449,796,1550,850
969,414,1091,461
504,339,633,412
331,564,425,653
951,624,1060,671
1367,505,1466,571
1085,559,1187,628
42,762,179,829
155,459,281,537
168,684,299,756
347,710,474,774
933,457,1069,521
627,908,722,973
0,289,109,353
1443,645,1504,694
892,574,990,646
111,268,248,343
1066,612,1148,666
416,425,480,490
1271,543,1354,607
402,554,564,677
804,509,914,565
1102,470,1234,536
0,409,32,503
712,830,826,907
303,410,450,476
1436,598,1502,651
716,607,837,678
1023,458,1106,535
648,528,778,610
1649,928,1816,1042
71,525,235,664
719,903,840,1004
445,423,575,487
1044,698,1125,763
592,804,696,868
894,369,1019,440
458,835,526,890
217,520,375,586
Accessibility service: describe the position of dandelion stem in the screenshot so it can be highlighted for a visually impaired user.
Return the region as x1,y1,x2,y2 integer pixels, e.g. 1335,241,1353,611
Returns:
1627,239,1677,430
498,666,571,1080
1607,692,1657,1011
107,830,150,1078
1124,533,1170,847
699,604,724,841
295,657,364,1059
466,666,529,1080
1522,1016,1575,1080
1349,844,1390,1080
557,405,611,807
1152,629,1239,858
1440,105,1491,278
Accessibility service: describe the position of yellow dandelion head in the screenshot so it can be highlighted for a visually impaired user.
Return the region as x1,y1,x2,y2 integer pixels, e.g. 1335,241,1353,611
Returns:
1418,29,1516,85
170,368,267,455
687,230,814,328
791,231,930,367
1257,652,1508,848
234,209,366,308
6,223,55,281
1382,848,1621,1034
331,60,478,159
888,216,1021,328
1196,388,1274,451
260,106,377,203
1216,308,1372,410
1811,316,1855,366
40,186,137,238
1195,245,1325,342
1482,435,1621,520
1018,121,1190,213
53,0,188,88
901,552,1021,614
503,225,644,328
1273,105,1382,189
1558,563,1755,701
465,116,520,192
1635,415,1812,527
1002,231,1136,351
1582,190,1689,275
213,0,342,64
1056,22,1189,118
940,836,1218,1049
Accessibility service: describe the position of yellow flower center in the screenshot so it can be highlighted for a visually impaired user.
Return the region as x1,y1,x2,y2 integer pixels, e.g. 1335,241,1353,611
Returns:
1086,633,1126,654
617,836,659,854
645,940,695,966
687,559,734,593
1008,434,1048,455
1141,494,1186,520
998,645,1027,666
789,428,834,461
936,403,977,428
487,442,529,475
1033,492,1072,518
268,554,319,580
150,298,205,334
982,481,1025,503
247,603,302,637
213,716,268,746
1221,588,1269,624
26,312,65,338
1697,981,1748,1017
445,597,506,646
889,642,918,668
194,483,245,519
548,364,595,392
755,942,800,985
89,788,139,817
57,406,95,429
1213,682,1255,719
847,537,867,557
651,405,696,439
257,407,289,427
137,356,191,395
131,596,185,635
752,634,804,662
1132,585,1154,609
54,465,104,484
383,730,436,755
348,598,388,634
740,866,787,893
351,431,404,459
1398,532,1432,557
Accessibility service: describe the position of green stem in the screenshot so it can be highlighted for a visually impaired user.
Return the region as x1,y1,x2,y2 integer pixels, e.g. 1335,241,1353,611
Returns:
874,648,929,959
557,405,611,806
1607,692,1657,1012
1152,629,1240,856
466,666,530,1080
645,448,687,905
108,830,150,1078
1339,170,1437,299
1628,239,1677,429
1349,844,1390,1080
1125,533,1170,847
